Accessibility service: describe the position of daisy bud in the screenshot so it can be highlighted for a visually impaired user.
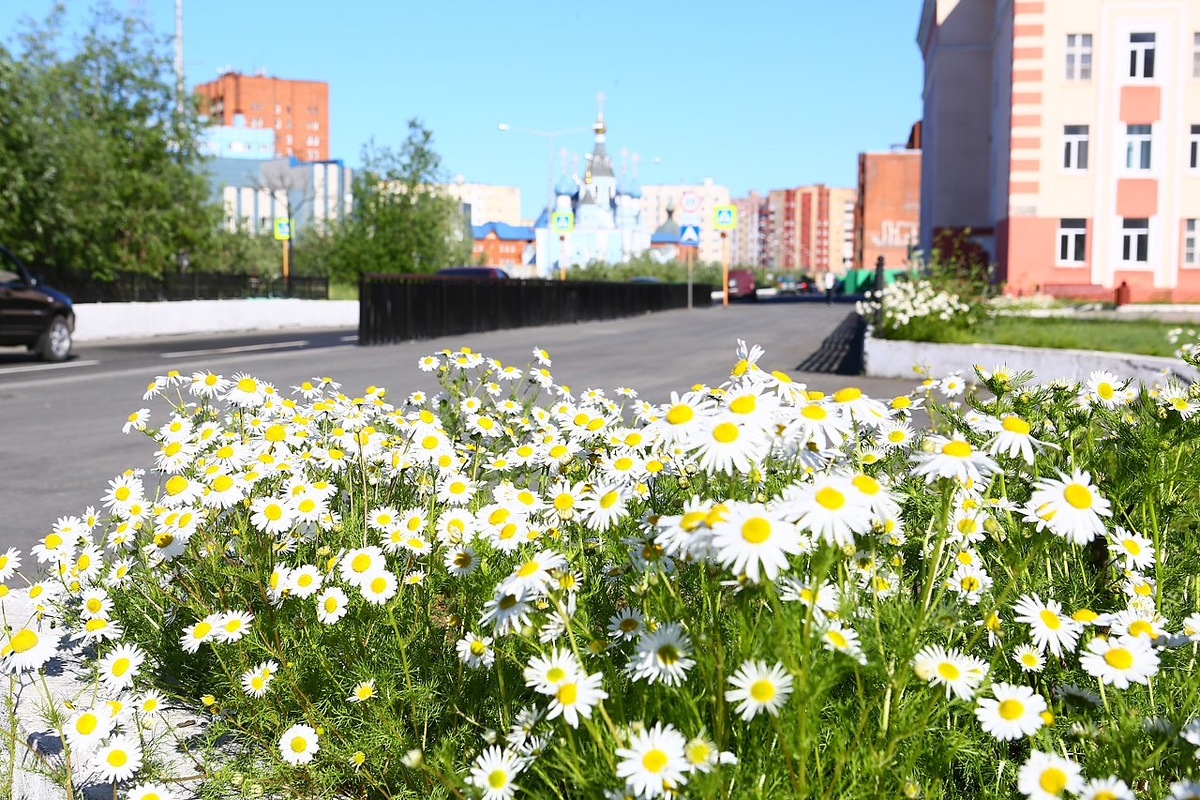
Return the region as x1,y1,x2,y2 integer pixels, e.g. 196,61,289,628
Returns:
919,438,936,453
483,729,498,745
903,781,921,798
402,748,423,768
249,783,264,798
1040,711,1055,726
231,773,245,787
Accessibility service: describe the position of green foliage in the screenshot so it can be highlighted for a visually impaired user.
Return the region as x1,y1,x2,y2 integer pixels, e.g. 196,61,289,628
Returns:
0,3,220,281
903,315,1190,358
564,253,771,288
326,120,472,283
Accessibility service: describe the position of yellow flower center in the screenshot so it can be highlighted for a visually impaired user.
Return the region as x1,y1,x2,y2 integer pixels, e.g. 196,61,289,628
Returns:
614,457,633,471
826,630,848,648
213,476,234,493
941,440,972,457
1097,382,1114,400
600,491,619,509
833,387,862,403
801,404,827,420
730,396,756,414
937,662,960,680
324,597,339,613
112,657,131,676
9,629,38,653
1123,539,1141,555
750,679,776,702
107,750,128,767
667,405,694,425
1039,767,1068,794
556,682,577,705
114,486,130,502
1001,416,1030,435
237,377,257,393
642,749,668,773
554,493,574,510
815,487,845,510
351,554,372,573
264,504,282,521
1128,620,1153,638
657,645,679,665
370,577,387,593
741,517,771,543
1040,610,1061,630
290,736,308,753
265,425,286,442
488,769,508,789
76,713,97,734
163,442,181,457
1063,484,1092,509
998,699,1024,720
712,422,739,443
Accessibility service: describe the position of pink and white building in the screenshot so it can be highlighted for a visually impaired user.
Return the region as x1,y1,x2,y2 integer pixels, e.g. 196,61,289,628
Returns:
918,0,1200,301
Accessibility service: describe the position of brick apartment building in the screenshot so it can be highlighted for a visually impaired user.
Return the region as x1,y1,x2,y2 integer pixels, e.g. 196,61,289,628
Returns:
471,222,536,273
765,185,856,275
195,71,329,161
854,125,922,270
918,0,1200,300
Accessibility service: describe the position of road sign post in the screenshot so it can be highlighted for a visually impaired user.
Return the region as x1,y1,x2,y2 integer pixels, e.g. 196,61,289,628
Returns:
274,218,293,291
559,235,567,281
687,246,694,310
713,206,736,307
552,213,574,281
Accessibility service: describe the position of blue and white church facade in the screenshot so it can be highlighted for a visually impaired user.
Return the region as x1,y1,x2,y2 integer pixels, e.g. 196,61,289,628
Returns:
533,111,651,275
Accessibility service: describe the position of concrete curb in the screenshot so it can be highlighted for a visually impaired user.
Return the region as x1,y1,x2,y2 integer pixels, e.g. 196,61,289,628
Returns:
863,333,1199,384
74,299,358,342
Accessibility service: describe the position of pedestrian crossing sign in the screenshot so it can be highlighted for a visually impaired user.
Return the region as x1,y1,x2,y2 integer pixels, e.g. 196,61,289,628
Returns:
551,211,574,233
679,225,701,245
274,218,292,240
714,205,737,230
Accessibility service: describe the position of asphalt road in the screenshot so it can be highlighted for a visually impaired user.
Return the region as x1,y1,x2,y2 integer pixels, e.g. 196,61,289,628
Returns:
0,299,918,552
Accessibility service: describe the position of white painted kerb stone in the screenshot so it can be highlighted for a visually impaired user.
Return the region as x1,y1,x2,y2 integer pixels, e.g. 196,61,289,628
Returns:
864,334,1199,384
73,299,358,342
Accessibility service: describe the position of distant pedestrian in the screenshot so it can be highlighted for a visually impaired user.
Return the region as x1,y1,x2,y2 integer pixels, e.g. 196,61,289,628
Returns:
824,271,836,304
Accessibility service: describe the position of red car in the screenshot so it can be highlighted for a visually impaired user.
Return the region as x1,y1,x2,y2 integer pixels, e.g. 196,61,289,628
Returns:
726,269,757,300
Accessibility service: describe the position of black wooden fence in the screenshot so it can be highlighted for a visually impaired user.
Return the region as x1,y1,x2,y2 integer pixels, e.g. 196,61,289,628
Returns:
358,275,712,345
51,272,328,303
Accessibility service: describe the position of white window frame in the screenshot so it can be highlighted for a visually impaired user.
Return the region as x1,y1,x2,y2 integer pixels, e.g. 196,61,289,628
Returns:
1057,219,1087,265
1123,124,1153,172
1066,34,1093,80
1121,218,1151,265
1063,125,1090,172
1128,32,1157,80
1186,220,1198,267
1190,125,1200,171
1194,32,1200,79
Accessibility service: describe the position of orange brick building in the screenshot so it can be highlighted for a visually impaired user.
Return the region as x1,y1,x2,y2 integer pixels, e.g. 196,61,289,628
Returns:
194,72,329,161
471,223,536,271
853,145,922,270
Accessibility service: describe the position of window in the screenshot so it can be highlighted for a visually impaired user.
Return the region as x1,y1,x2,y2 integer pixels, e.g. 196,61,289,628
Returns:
1186,220,1197,266
1129,32,1156,79
1063,125,1089,171
1190,125,1200,170
1194,33,1200,78
1122,218,1150,263
1066,34,1092,80
1057,219,1087,264
1125,124,1153,170
274,104,281,114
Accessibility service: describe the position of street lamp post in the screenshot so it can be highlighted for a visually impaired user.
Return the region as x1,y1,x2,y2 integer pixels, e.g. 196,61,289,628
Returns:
497,122,601,274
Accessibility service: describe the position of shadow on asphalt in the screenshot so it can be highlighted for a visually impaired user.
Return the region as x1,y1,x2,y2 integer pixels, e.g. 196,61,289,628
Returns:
795,312,866,375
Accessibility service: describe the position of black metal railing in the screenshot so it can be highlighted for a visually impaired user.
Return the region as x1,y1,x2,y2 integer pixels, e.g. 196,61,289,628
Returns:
49,272,328,303
359,275,712,345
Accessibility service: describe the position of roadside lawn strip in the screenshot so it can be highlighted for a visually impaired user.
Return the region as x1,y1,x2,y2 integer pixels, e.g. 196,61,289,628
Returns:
909,314,1189,358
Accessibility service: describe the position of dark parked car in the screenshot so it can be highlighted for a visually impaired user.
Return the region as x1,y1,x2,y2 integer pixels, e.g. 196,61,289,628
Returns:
436,266,510,279
628,276,663,284
0,245,74,362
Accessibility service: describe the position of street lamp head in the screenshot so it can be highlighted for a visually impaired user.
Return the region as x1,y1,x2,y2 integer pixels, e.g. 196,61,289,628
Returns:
497,123,510,131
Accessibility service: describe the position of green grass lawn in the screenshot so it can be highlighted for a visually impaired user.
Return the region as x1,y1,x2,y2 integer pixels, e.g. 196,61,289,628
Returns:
924,315,1187,357
328,281,358,301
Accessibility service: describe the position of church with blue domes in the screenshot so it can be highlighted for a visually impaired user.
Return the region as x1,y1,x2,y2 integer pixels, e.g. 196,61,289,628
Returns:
533,105,651,275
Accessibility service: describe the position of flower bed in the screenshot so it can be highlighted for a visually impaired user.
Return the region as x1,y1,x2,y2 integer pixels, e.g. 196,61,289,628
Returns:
3,341,1200,799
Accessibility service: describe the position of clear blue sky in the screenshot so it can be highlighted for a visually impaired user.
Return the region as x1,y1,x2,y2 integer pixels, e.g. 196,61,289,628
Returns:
2,0,925,220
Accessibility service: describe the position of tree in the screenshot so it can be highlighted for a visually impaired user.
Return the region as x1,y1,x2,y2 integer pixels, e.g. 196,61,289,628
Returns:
327,119,471,282
0,3,219,280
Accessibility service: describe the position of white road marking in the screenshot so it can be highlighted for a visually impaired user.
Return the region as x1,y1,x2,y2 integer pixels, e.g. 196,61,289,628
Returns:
0,359,100,375
340,334,358,342
160,340,310,358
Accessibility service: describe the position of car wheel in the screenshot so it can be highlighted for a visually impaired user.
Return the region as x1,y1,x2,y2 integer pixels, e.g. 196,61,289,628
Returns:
37,316,72,362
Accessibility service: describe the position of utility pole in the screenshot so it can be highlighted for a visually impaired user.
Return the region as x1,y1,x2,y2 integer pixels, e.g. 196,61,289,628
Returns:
174,0,184,118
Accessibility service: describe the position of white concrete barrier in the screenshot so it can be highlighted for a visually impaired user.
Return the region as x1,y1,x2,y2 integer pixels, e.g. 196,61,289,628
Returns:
864,334,1198,384
73,299,359,342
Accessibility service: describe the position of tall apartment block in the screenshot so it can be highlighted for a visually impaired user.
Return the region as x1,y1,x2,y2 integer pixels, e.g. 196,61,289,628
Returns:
854,125,922,270
766,185,856,275
195,71,329,162
918,0,1200,300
